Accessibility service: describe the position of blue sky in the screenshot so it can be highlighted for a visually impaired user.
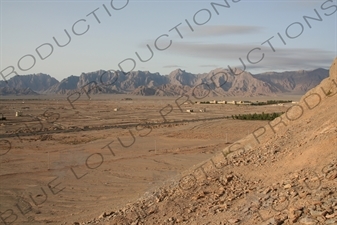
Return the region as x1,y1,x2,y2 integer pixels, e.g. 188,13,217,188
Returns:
0,0,336,81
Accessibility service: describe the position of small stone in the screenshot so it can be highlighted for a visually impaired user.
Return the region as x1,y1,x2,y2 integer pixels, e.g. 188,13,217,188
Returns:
99,212,107,219
298,190,308,198
289,209,302,223
242,207,249,213
299,217,318,225
279,196,287,202
326,213,336,219
228,218,240,224
299,178,307,183
325,218,337,224
327,170,337,180
263,187,272,194
226,175,234,182
261,218,276,225
310,210,327,217
284,184,292,189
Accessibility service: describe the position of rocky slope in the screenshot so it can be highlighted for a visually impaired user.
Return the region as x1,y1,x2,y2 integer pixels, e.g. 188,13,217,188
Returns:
83,58,337,225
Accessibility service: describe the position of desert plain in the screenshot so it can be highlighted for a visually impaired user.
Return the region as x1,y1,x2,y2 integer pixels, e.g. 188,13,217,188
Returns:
0,94,299,224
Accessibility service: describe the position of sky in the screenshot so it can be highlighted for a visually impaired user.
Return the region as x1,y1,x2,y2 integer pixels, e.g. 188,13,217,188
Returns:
0,0,336,81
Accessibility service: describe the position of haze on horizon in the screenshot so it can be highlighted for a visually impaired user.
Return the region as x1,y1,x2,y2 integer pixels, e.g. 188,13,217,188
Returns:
0,0,336,81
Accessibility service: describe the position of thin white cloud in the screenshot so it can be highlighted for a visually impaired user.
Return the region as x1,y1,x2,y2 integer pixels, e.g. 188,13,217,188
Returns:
200,64,219,68
170,42,256,59
168,41,335,72
138,25,263,48
163,65,183,68
181,25,264,38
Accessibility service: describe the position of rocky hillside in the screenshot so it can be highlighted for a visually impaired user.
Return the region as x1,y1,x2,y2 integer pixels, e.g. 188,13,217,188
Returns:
0,87,38,95
0,73,58,94
0,68,329,97
83,58,337,225
254,68,329,94
45,75,80,94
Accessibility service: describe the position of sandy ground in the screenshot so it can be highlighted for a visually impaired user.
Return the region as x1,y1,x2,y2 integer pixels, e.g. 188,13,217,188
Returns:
78,59,336,225
0,95,299,224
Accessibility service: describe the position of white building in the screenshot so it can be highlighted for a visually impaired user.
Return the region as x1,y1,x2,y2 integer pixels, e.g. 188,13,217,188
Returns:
227,101,237,105
237,101,252,105
15,111,22,117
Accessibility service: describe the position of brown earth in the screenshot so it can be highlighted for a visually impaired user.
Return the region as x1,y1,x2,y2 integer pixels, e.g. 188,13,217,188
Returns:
1,89,297,224
80,58,337,225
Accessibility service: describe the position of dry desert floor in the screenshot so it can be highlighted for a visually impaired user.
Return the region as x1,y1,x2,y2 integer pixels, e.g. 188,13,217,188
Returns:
0,94,299,224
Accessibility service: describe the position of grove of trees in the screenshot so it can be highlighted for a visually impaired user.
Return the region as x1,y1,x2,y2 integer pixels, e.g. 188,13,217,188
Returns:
251,100,292,105
231,112,284,120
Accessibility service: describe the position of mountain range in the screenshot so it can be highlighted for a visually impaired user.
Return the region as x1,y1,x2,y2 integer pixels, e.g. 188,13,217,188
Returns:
0,68,329,97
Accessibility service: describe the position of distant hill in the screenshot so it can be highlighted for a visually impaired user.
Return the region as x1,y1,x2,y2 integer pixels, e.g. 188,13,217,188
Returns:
44,75,80,94
0,68,329,96
0,87,38,96
254,68,329,94
0,73,58,95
